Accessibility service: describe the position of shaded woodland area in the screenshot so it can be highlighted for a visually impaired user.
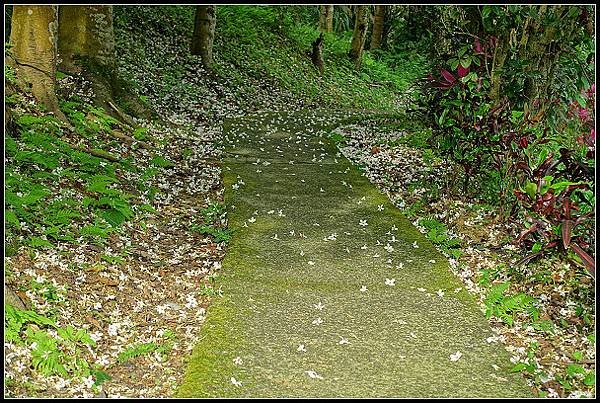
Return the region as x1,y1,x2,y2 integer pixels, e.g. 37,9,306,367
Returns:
4,4,596,398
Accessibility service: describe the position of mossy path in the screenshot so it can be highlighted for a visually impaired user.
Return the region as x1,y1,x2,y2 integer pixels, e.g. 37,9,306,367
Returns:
177,111,532,397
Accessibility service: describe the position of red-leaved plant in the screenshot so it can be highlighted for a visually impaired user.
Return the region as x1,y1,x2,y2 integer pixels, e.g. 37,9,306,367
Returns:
513,152,595,277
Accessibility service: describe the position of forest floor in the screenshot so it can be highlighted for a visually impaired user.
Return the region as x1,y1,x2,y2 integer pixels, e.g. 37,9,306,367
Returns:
5,6,594,399
4,83,228,397
5,102,594,398
176,110,531,397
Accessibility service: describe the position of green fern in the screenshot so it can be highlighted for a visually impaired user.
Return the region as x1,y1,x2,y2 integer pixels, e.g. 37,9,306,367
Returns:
26,329,69,377
191,224,233,243
484,282,538,326
201,202,226,224
6,305,96,378
4,304,56,344
80,221,114,240
26,236,55,249
117,342,159,363
150,155,175,168
418,217,462,258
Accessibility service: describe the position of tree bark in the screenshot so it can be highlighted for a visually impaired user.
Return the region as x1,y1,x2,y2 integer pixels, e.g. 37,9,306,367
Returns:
371,5,386,50
521,6,576,105
57,5,115,75
319,5,334,33
348,5,369,70
56,5,151,121
489,35,509,106
191,5,216,69
9,5,66,120
311,33,324,75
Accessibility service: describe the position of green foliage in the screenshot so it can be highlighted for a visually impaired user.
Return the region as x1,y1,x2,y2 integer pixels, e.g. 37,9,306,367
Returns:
133,127,149,141
329,132,348,146
101,253,125,265
553,362,595,391
6,95,156,253
192,224,233,244
26,325,96,378
423,20,595,269
5,305,96,379
198,283,220,297
93,370,112,387
5,63,17,84
5,304,56,344
80,221,114,242
417,217,462,258
114,5,426,111
202,203,226,225
510,341,551,388
117,342,160,363
483,282,538,326
117,334,174,363
150,155,175,168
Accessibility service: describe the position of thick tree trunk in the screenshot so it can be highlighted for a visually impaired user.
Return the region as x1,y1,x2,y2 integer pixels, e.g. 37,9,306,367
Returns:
319,5,334,33
371,5,386,50
9,5,66,120
57,5,151,122
348,5,369,70
191,5,216,68
57,6,115,75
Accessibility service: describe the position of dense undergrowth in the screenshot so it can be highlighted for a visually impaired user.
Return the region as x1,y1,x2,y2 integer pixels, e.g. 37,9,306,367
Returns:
5,5,419,397
4,4,595,398
113,5,426,120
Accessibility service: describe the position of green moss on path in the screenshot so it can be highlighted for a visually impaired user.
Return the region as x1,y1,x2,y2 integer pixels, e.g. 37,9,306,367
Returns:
177,110,532,397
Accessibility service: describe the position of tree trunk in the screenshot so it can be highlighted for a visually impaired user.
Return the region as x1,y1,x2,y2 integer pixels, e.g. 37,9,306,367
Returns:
8,5,66,120
191,5,216,69
326,5,334,33
348,5,369,70
489,35,509,106
57,5,115,75
310,33,324,75
319,5,334,33
56,5,151,122
371,5,386,50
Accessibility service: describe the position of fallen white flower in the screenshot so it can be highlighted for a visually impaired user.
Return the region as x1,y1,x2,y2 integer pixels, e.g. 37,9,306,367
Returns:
305,370,324,379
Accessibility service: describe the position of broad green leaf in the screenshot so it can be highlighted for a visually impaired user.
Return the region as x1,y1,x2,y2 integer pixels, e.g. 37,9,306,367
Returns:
511,362,527,372
102,209,127,227
524,181,537,199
